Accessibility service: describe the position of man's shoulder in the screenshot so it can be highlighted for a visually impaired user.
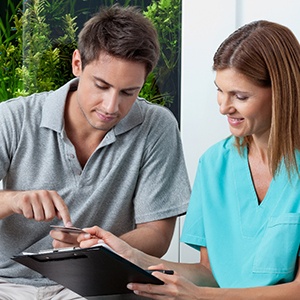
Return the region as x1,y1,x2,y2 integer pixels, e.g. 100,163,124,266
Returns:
135,97,177,123
136,97,172,112
1,79,76,111
0,91,51,115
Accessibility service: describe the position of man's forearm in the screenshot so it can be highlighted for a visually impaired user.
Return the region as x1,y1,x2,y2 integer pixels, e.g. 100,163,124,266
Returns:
119,217,176,258
0,190,18,219
119,226,170,257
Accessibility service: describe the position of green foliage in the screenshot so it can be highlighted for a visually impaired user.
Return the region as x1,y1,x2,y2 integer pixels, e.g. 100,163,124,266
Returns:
101,0,147,6
139,72,172,106
0,0,78,101
142,0,181,107
144,0,181,71
0,0,23,101
22,0,78,96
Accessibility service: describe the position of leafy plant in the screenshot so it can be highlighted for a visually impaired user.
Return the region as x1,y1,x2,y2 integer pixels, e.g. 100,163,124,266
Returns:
141,0,181,108
144,0,181,73
102,0,148,6
0,0,23,101
0,0,78,101
21,0,78,95
139,72,172,106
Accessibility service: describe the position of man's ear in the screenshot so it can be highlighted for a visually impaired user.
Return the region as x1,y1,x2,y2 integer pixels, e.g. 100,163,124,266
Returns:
72,49,82,77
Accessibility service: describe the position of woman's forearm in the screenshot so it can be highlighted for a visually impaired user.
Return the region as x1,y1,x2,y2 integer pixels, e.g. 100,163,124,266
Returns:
134,249,218,287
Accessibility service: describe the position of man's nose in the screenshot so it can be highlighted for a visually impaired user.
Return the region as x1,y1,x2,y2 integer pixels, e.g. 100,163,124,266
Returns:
102,91,119,114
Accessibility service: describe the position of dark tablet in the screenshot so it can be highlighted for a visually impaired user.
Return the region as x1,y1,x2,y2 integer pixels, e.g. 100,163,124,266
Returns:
12,245,163,297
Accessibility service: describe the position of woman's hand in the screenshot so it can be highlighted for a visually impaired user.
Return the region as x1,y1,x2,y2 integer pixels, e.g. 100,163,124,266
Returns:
127,263,202,300
77,226,139,265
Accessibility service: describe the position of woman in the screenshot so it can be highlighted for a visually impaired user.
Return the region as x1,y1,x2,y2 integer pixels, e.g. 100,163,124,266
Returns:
78,20,300,299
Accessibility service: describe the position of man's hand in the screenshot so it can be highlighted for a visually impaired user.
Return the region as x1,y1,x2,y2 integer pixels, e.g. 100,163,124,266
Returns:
10,190,71,225
50,229,79,249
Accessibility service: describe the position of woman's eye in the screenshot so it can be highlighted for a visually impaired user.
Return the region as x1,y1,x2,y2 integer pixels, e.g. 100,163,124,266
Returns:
236,94,248,100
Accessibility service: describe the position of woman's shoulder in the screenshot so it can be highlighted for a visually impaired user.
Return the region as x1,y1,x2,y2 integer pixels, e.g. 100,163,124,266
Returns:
202,135,235,159
197,136,242,177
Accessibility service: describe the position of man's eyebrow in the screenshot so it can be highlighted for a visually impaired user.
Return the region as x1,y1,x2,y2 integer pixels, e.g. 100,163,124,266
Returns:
93,76,141,91
93,76,111,86
122,86,141,92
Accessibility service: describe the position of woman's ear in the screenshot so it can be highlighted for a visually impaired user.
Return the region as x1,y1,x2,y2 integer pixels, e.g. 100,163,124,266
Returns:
72,49,82,77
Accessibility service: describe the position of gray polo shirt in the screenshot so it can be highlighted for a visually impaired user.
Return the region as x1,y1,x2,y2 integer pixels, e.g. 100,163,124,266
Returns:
0,78,191,286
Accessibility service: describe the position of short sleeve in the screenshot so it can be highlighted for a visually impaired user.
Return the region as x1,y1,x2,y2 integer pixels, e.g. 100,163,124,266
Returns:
180,159,206,250
133,106,191,223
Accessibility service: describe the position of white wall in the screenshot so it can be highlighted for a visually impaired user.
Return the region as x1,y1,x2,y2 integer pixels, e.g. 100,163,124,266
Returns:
163,0,300,263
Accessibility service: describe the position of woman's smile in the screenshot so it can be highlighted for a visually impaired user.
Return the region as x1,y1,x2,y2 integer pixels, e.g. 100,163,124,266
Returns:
227,116,244,126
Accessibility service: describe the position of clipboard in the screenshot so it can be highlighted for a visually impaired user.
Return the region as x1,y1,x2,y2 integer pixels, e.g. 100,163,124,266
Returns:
12,245,164,297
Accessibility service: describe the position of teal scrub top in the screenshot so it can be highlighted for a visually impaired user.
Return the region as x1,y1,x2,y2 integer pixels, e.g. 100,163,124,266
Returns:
181,136,300,288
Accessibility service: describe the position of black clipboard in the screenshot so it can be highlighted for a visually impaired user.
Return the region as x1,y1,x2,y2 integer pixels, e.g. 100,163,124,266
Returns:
12,245,163,297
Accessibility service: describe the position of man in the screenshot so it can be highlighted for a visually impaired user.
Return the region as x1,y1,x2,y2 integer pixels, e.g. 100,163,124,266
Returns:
0,4,190,299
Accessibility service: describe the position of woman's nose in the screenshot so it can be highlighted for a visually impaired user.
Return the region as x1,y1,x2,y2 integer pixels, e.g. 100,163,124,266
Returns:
218,94,235,115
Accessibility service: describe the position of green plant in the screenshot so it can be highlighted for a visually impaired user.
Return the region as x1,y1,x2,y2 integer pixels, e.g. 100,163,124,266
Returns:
21,0,78,95
139,72,172,106
142,0,181,107
102,0,148,6
0,0,78,101
0,0,23,101
144,0,181,73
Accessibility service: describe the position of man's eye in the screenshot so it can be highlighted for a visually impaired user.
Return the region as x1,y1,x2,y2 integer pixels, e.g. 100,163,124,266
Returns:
95,84,108,90
122,91,134,96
